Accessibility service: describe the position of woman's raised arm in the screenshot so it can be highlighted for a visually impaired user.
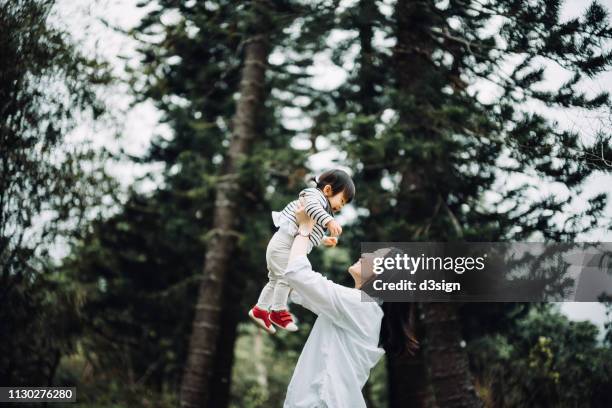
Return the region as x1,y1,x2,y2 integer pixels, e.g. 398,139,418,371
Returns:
284,199,357,324
287,198,313,264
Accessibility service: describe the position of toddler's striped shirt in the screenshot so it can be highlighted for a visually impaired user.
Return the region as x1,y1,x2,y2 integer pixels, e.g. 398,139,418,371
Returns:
278,187,334,248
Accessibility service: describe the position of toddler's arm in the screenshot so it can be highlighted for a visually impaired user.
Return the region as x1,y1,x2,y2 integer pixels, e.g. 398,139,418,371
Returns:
326,219,342,237
300,189,344,236
322,236,338,247
300,189,334,228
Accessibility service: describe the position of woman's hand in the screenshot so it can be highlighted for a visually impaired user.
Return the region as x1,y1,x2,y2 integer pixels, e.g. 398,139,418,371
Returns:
295,197,314,233
288,198,314,263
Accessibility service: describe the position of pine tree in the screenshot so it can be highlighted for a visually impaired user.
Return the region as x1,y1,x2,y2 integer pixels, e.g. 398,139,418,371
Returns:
64,0,250,396
179,5,271,408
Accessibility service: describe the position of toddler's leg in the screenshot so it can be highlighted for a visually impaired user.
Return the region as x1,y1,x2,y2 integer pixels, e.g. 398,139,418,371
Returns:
256,232,287,309
250,261,279,334
256,278,276,310
267,237,291,311
271,279,291,311
265,231,298,331
260,232,293,310
250,232,297,334
250,279,277,334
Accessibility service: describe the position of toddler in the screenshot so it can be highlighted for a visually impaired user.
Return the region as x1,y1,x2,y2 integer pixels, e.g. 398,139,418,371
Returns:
249,169,355,333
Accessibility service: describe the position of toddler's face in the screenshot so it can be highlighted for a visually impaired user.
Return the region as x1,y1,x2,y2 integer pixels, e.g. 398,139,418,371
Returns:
328,191,347,213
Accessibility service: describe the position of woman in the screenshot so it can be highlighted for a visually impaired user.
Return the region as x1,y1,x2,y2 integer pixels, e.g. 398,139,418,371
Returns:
283,199,418,408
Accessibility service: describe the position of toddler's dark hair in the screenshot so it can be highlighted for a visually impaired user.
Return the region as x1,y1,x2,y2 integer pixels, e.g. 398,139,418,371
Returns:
310,169,355,203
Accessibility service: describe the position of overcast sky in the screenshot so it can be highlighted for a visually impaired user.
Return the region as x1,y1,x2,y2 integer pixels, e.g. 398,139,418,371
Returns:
53,0,612,334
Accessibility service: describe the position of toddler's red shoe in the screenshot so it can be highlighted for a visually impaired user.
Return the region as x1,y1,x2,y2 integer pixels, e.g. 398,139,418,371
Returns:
269,309,298,332
248,306,276,334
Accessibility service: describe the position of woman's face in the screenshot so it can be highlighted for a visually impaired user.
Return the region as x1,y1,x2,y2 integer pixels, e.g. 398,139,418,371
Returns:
348,257,363,281
348,248,391,288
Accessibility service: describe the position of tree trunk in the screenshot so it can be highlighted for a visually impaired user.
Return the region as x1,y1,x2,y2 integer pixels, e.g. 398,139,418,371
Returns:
422,303,482,408
206,285,241,408
388,352,431,408
391,1,482,407
179,24,269,408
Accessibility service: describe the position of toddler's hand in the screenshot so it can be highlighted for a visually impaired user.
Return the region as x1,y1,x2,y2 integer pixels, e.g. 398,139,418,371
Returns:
326,219,342,237
322,236,338,247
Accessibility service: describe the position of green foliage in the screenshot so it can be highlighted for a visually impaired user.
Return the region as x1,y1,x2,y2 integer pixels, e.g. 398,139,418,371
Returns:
469,306,612,407
365,358,389,408
0,0,114,386
62,190,205,391
230,324,302,408
317,0,612,247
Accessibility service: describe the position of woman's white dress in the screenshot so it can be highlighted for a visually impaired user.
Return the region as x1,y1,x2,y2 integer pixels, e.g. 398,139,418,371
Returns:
283,255,385,408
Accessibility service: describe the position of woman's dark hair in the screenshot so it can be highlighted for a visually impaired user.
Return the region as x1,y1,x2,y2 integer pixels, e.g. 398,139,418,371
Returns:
311,169,355,203
361,247,419,356
379,302,419,356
